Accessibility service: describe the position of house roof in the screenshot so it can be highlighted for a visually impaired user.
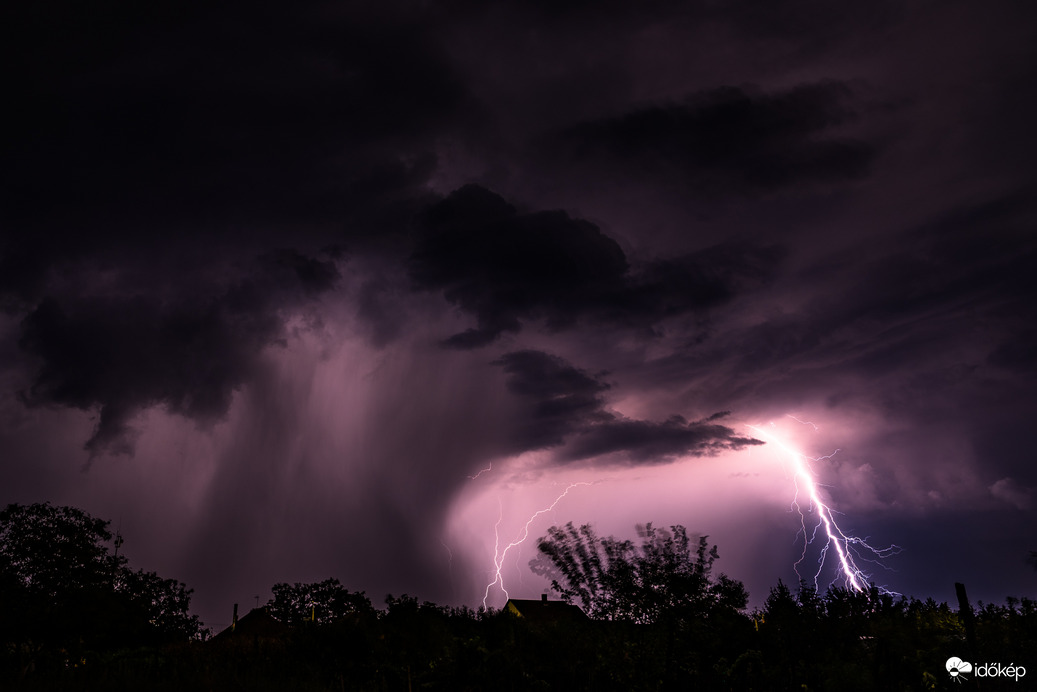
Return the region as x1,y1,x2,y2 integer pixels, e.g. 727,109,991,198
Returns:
505,597,587,624
213,606,289,640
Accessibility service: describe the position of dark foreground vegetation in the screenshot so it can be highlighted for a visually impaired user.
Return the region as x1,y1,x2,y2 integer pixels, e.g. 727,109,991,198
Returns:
2,503,1034,691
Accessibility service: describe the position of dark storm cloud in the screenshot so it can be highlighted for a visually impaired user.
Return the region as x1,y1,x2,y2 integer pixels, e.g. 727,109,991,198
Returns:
553,82,876,193
17,250,338,458
409,185,626,347
714,0,905,47
2,0,475,458
802,191,1037,381
647,190,1037,428
620,244,785,322
562,413,763,464
493,350,612,450
410,185,783,346
3,1,465,250
494,350,761,463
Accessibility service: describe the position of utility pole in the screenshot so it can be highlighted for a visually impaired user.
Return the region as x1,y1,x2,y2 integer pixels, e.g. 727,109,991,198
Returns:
954,582,978,657
954,582,983,689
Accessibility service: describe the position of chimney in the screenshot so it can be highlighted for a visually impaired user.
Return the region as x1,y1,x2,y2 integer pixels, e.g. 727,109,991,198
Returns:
541,594,548,603
232,603,239,632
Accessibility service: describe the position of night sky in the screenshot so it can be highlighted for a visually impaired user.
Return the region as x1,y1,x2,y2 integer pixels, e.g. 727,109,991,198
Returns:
3,1,1036,630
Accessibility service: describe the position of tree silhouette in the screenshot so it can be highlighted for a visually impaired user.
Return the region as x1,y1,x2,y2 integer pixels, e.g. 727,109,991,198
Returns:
267,577,373,626
0,502,121,597
120,567,203,642
531,521,747,623
0,502,201,673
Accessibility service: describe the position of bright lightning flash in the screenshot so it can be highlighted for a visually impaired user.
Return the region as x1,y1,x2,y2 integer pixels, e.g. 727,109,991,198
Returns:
482,482,591,608
747,422,901,594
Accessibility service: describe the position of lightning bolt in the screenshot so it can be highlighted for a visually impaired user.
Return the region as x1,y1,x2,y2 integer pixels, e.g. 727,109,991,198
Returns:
468,463,493,481
482,482,591,608
785,414,819,430
747,421,901,593
440,539,453,572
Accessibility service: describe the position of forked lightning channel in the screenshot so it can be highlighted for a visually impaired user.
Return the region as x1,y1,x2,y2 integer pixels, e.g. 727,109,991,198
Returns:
482,482,591,607
476,416,897,607
747,420,900,593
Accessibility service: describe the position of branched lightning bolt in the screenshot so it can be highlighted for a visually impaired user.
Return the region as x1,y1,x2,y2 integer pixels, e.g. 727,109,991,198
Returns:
482,482,591,607
747,422,901,594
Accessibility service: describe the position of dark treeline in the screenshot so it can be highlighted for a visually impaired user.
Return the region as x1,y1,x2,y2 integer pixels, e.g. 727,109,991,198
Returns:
2,504,1034,691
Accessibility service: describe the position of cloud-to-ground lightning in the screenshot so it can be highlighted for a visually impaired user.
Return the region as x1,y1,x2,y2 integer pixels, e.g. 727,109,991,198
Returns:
482,482,591,607
747,421,901,593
